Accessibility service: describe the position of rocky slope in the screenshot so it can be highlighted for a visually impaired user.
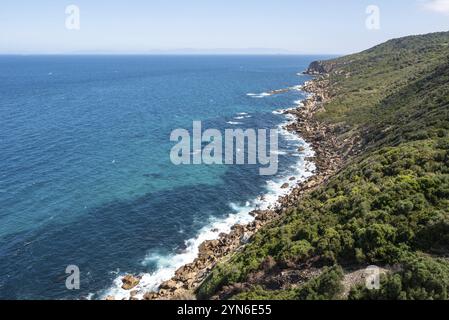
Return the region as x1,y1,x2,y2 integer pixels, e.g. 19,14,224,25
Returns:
196,31,449,300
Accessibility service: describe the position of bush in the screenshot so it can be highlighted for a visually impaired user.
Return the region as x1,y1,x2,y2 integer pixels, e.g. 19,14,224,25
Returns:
349,255,449,300
232,266,344,300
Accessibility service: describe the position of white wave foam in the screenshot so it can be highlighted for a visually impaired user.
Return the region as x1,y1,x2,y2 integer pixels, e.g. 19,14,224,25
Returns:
290,85,303,91
271,150,287,156
227,121,242,125
247,92,271,98
99,85,316,301
235,112,251,119
294,99,304,106
99,202,257,300
273,106,298,117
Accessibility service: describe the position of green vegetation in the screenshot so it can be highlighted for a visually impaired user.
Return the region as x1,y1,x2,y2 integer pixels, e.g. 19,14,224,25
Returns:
349,255,449,300
197,31,449,300
232,266,344,300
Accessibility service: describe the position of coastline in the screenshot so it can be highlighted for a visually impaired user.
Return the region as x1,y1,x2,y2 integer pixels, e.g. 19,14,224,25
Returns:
105,66,342,301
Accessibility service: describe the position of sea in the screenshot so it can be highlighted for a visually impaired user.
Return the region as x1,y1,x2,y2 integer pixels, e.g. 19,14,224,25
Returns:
0,55,327,299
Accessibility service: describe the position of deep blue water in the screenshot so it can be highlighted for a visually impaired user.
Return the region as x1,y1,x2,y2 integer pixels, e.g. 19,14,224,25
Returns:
0,55,323,299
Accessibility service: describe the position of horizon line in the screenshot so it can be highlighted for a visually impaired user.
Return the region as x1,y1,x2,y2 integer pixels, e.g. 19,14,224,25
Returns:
0,52,345,56
0,47,347,56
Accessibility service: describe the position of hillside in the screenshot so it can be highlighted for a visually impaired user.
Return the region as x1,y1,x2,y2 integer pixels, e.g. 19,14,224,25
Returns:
197,32,449,300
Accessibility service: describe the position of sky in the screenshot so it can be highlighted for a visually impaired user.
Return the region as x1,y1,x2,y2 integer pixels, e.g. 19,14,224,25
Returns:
0,0,448,54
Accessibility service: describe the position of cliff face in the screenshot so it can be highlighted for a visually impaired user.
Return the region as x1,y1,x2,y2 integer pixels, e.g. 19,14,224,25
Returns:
304,60,336,75
304,60,326,75
197,31,449,301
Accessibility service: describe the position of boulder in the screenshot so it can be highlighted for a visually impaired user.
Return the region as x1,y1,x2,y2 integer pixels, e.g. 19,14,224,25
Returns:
143,292,158,300
171,289,196,300
198,240,220,258
159,280,178,291
121,275,140,290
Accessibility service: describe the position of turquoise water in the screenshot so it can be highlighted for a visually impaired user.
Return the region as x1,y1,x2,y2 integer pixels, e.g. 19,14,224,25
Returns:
0,55,323,299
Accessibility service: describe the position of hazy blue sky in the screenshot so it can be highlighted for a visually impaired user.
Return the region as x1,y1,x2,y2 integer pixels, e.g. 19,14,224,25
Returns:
1,0,448,54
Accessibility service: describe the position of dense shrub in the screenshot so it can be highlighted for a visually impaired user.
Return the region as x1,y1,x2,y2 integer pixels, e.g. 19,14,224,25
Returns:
233,266,344,300
197,32,449,300
349,255,449,300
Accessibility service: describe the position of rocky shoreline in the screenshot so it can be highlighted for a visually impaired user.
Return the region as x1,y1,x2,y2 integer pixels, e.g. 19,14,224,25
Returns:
106,67,346,301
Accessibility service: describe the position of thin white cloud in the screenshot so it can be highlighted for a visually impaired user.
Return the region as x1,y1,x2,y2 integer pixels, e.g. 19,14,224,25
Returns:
423,0,449,15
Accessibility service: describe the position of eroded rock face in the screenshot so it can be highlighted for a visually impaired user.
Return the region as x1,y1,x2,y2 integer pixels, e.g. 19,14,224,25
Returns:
159,279,183,291
304,61,327,75
198,240,220,259
304,60,337,75
121,275,140,290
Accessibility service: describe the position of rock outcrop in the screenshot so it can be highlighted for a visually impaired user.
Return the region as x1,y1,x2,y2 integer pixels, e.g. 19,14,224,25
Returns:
304,60,335,75
121,275,141,290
